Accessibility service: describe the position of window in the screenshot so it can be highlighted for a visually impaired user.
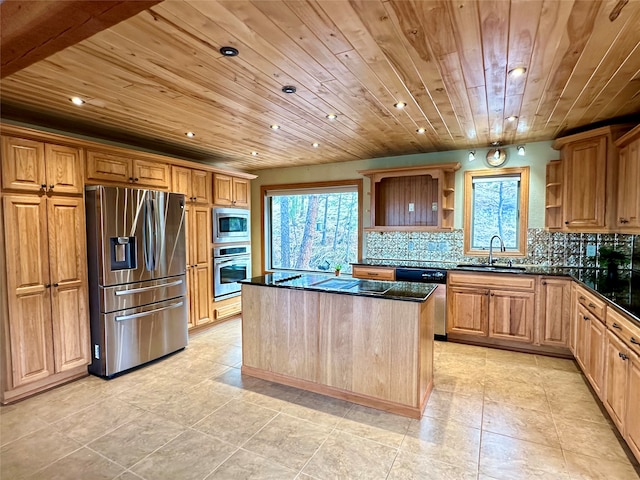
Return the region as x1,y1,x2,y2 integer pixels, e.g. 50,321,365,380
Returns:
262,180,363,274
463,167,529,256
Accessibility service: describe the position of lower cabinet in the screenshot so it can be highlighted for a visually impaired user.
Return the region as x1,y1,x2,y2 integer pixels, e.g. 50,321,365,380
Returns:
212,295,242,321
538,277,571,347
604,330,629,431
626,352,640,460
573,285,606,397
447,286,488,336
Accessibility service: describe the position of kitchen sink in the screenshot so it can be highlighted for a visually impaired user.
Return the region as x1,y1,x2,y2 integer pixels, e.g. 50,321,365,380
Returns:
455,263,527,273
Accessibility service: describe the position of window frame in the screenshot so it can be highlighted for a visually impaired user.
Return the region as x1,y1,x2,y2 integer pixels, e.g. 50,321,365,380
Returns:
463,167,529,257
260,179,363,275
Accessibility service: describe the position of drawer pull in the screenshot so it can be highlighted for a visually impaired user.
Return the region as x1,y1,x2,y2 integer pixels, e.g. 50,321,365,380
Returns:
368,272,379,276
619,352,629,361
612,323,622,329
583,315,589,321
588,303,596,308
579,296,586,301
631,337,640,346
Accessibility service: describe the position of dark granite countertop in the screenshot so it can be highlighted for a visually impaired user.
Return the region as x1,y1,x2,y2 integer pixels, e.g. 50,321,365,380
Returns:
354,261,640,323
240,272,437,303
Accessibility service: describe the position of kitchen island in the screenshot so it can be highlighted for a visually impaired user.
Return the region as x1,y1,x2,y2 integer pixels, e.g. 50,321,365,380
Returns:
240,274,437,418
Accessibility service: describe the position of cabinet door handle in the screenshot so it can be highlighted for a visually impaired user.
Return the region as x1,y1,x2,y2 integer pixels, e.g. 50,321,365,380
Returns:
44,283,51,288
541,280,546,285
631,337,640,346
40,184,47,190
129,177,134,182
49,184,54,190
583,315,589,321
490,293,495,296
579,296,586,301
612,323,622,329
588,303,596,308
134,177,139,182
53,283,59,287
619,352,629,361
564,221,569,225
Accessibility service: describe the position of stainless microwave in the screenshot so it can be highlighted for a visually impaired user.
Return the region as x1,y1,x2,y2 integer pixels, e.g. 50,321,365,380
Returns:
212,207,250,243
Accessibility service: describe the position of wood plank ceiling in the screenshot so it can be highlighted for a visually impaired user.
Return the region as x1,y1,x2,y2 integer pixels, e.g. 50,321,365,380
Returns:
1,0,639,171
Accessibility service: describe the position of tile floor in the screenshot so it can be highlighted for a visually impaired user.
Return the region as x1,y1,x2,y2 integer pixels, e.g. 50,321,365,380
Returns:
1,318,639,480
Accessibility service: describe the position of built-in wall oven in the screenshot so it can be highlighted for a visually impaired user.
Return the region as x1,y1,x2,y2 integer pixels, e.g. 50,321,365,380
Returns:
213,244,251,299
213,207,250,244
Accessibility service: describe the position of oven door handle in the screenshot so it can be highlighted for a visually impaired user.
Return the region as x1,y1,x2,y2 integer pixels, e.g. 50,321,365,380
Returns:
215,258,249,266
115,279,183,296
115,301,184,322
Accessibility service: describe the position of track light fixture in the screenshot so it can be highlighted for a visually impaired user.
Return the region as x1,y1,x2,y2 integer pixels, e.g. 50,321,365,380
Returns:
517,145,526,156
468,151,476,161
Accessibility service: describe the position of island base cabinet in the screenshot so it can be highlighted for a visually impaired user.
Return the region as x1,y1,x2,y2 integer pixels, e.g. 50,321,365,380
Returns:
241,284,434,418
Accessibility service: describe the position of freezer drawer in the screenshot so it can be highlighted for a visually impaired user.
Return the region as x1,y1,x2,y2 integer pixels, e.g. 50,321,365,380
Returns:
99,275,187,313
89,297,188,377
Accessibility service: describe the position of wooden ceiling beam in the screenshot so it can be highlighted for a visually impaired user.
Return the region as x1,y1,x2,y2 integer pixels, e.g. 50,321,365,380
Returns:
0,0,161,78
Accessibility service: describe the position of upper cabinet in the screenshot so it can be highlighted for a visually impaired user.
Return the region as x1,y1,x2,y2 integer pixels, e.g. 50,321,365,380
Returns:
359,163,460,231
171,166,212,204
552,125,632,232
213,173,250,208
1,136,83,194
615,125,640,232
86,150,170,189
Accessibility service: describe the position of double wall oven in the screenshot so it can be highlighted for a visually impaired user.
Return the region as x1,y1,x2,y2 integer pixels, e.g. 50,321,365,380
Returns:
212,207,251,300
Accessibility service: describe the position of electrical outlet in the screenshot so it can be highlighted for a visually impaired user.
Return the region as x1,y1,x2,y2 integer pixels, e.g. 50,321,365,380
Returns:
586,245,596,257
408,241,414,251
432,202,438,211
408,203,415,212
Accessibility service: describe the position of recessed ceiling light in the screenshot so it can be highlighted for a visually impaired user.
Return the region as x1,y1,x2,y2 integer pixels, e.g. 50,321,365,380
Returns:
508,66,527,77
416,127,426,134
220,46,239,56
506,115,518,121
185,131,196,138
394,102,406,109
70,97,85,105
281,85,297,94
251,151,259,156
326,114,337,120
312,142,319,148
270,124,280,130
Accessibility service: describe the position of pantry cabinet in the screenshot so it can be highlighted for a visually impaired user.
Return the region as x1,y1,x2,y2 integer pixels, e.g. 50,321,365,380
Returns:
185,204,213,328
213,173,250,207
1,136,83,194
1,194,89,401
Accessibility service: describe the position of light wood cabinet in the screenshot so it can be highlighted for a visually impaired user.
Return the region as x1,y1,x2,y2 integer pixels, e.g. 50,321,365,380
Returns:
213,173,250,207
212,296,242,321
626,350,640,461
171,166,212,204
615,125,640,231
1,194,89,399
447,272,535,345
552,125,632,232
185,204,212,328
538,277,571,347
86,150,170,189
2,136,83,194
573,285,606,397
604,329,629,432
359,163,461,231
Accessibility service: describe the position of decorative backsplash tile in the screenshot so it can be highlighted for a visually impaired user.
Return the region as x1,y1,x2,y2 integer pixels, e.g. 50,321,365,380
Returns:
364,229,637,270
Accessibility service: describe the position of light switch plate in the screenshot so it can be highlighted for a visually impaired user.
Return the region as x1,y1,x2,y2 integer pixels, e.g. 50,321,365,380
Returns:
408,203,415,212
432,202,438,211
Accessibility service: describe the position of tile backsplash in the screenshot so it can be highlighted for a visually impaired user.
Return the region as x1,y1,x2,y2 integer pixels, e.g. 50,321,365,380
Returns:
365,229,638,270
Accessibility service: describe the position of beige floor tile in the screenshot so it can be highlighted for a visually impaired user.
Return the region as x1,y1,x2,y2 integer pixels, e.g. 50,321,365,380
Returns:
0,404,49,446
115,472,144,480
433,373,486,397
279,390,353,427
436,352,488,368
0,426,81,479
242,414,332,470
387,449,478,480
336,404,412,448
193,399,278,446
548,396,611,425
88,411,185,468
437,341,488,358
479,431,571,480
423,389,484,429
303,430,398,479
486,348,538,366
131,429,237,480
482,400,560,447
543,376,595,403
53,398,145,444
207,345,243,368
402,416,481,472
485,360,544,386
206,448,297,479
240,381,303,411
540,368,588,388
535,355,579,372
484,378,550,412
563,450,640,479
434,361,486,380
29,447,124,480
555,417,631,463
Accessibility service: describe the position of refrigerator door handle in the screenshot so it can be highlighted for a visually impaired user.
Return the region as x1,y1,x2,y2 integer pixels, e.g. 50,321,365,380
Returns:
114,279,184,296
115,301,184,322
143,198,157,271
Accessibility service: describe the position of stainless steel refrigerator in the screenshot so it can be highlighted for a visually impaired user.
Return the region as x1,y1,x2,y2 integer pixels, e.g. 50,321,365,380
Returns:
85,185,188,377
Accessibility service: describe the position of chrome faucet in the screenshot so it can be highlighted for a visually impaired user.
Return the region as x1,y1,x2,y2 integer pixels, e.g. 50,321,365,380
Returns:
488,235,505,265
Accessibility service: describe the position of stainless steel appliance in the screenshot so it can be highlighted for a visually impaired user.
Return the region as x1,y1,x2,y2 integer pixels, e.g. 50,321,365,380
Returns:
85,186,188,378
395,267,447,340
213,244,251,299
212,207,250,244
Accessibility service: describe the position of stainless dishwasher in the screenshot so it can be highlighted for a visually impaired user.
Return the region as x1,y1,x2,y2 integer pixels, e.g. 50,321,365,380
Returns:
395,268,447,340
